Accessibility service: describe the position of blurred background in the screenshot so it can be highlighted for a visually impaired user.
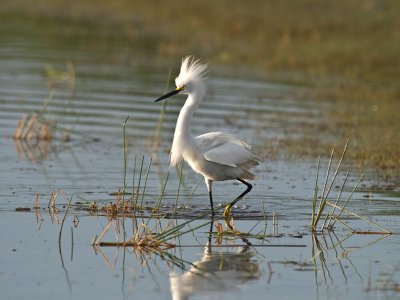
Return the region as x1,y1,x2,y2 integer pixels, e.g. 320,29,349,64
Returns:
1,0,399,180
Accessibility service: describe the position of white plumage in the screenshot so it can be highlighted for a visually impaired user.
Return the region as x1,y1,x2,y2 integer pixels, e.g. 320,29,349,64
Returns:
155,56,261,216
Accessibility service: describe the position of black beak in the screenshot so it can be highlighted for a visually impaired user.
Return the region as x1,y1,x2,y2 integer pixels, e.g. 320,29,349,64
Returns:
155,88,183,102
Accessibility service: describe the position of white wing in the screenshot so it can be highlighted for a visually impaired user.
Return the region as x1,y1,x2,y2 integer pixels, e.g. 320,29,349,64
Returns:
195,132,260,168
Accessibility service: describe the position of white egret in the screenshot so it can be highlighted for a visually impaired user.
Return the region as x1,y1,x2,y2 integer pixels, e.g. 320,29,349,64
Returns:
155,56,261,216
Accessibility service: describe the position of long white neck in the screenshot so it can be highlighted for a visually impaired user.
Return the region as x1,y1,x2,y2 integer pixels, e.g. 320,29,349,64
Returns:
170,90,203,167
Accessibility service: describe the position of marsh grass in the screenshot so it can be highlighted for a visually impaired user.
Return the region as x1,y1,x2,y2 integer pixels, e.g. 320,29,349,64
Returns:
90,166,274,248
91,208,269,253
140,156,153,206
151,68,172,153
122,116,129,202
310,141,391,234
92,219,175,250
35,187,273,256
174,162,184,212
134,155,145,205
93,209,209,250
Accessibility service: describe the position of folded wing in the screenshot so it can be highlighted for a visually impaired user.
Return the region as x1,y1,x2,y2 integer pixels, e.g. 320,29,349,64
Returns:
196,132,261,168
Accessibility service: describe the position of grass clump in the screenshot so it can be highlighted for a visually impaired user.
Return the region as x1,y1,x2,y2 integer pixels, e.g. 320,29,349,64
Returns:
92,219,175,250
13,63,77,161
14,112,53,141
310,141,391,234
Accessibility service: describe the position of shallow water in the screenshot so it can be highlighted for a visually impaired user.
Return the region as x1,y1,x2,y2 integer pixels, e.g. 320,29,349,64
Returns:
1,17,400,300
1,213,399,300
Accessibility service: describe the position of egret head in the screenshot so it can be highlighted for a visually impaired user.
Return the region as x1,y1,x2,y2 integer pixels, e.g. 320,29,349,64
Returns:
155,56,208,102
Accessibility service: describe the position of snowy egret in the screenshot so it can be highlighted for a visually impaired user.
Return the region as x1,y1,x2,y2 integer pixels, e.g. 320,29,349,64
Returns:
155,56,261,217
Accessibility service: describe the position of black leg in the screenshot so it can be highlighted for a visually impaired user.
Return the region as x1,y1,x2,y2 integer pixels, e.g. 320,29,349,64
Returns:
224,178,252,216
231,178,252,207
205,178,214,216
209,190,215,215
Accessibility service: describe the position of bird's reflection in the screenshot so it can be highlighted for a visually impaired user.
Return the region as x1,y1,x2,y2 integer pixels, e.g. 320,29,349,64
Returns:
170,218,260,300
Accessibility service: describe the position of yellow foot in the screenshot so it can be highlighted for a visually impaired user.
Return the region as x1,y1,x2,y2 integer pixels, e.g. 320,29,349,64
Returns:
223,214,236,232
223,204,232,217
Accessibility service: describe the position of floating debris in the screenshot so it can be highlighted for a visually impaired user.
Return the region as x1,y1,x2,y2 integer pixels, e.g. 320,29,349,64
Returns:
15,207,31,212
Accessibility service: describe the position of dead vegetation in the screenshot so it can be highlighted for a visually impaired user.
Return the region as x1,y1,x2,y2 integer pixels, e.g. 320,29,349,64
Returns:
14,112,53,141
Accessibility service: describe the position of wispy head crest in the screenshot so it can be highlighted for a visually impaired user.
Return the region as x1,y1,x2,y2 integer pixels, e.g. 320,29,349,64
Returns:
175,56,208,88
